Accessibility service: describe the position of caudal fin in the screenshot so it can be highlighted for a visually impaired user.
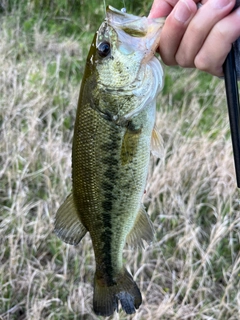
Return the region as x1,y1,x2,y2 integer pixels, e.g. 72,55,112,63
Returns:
93,268,142,316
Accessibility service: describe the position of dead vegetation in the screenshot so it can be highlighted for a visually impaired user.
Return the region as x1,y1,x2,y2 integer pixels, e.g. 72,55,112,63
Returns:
1,3,240,320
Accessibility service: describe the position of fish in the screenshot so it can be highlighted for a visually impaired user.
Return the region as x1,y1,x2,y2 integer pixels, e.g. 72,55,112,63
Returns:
54,6,164,317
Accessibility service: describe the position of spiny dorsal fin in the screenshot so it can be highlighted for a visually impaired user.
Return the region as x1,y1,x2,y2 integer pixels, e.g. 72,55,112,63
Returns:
126,204,155,249
151,125,164,158
54,193,87,245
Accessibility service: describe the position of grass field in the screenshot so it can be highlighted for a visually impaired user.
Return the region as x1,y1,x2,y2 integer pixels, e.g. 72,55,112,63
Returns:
1,1,240,319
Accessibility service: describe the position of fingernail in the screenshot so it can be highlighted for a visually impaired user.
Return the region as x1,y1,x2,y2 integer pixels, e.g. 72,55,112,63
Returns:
174,0,191,23
212,0,230,9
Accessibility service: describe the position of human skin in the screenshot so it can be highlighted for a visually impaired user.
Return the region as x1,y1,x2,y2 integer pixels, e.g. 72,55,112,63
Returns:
149,0,240,77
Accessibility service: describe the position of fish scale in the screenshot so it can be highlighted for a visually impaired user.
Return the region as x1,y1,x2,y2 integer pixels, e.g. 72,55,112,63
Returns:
54,6,164,317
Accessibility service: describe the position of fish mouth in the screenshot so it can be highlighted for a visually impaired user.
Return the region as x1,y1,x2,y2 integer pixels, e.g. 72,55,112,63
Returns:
106,6,149,37
105,6,164,61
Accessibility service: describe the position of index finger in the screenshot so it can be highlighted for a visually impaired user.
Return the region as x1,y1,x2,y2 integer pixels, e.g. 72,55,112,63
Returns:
149,0,199,18
156,0,199,65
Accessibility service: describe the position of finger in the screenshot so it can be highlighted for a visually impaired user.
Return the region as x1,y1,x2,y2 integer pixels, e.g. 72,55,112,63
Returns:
194,8,240,77
149,0,200,18
149,0,179,18
175,0,236,67
158,0,198,65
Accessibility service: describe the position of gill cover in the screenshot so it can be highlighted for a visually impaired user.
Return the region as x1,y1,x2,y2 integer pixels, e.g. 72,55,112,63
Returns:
92,7,165,121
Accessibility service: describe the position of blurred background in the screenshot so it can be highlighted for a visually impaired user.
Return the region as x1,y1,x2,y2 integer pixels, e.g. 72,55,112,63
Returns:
0,1,240,319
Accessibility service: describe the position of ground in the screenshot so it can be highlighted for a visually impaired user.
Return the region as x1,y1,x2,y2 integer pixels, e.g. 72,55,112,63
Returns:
0,1,240,319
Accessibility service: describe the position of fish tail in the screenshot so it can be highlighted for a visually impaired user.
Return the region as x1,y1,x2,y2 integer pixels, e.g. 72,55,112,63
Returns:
93,268,142,316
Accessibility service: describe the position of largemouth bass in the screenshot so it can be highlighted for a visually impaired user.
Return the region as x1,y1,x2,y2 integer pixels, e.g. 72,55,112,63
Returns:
55,6,164,316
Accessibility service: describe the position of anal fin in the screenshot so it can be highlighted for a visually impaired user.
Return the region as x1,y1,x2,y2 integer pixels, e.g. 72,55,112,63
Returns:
126,204,155,249
54,193,87,245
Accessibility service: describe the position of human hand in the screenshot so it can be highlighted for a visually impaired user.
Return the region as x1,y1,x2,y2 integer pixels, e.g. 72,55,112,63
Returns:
149,0,240,77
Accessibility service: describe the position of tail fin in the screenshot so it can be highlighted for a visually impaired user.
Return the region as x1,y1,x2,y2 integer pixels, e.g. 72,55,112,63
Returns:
93,268,142,316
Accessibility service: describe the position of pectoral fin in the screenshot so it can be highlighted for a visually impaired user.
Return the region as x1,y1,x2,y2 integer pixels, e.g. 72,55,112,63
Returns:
54,193,87,245
126,204,155,249
121,129,141,165
151,125,164,158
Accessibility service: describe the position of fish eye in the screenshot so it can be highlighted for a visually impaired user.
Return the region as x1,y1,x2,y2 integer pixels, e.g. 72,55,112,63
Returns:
97,41,111,58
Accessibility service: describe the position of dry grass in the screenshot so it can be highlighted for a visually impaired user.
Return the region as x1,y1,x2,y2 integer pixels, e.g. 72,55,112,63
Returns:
1,4,240,320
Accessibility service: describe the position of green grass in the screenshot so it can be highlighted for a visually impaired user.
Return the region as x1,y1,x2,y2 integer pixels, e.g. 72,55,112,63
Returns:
1,1,240,319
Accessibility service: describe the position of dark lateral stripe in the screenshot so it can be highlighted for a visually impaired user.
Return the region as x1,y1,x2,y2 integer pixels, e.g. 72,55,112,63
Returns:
99,228,115,285
100,135,120,285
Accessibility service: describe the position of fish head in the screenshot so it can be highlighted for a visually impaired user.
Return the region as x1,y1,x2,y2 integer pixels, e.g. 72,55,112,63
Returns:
86,6,164,93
